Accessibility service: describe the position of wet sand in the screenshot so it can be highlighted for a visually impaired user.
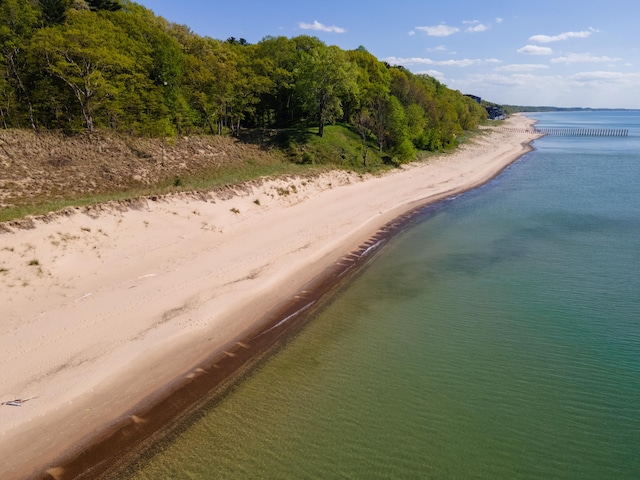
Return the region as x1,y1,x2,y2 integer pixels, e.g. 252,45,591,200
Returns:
0,115,539,479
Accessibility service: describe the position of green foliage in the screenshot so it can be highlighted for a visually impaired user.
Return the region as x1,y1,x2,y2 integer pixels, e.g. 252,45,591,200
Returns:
0,0,40,128
393,137,417,164
86,0,122,11
294,40,356,137
0,0,486,160
38,0,72,26
281,124,386,171
30,10,135,131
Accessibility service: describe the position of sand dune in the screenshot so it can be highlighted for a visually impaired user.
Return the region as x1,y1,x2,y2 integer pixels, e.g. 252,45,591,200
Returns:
0,115,539,478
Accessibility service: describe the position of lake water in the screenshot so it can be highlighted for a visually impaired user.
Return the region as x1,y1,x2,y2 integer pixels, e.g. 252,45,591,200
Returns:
123,111,640,479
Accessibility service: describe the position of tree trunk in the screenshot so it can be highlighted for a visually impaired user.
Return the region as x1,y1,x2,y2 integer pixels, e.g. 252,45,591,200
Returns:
317,102,325,137
46,56,93,131
202,107,215,135
83,107,94,132
0,104,7,129
6,51,36,129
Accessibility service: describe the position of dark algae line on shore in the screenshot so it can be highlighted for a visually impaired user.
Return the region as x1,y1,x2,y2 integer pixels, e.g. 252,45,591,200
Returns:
114,111,640,479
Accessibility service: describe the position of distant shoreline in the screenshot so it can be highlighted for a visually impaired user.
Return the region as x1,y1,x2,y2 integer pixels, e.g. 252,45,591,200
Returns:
505,107,640,113
0,116,540,479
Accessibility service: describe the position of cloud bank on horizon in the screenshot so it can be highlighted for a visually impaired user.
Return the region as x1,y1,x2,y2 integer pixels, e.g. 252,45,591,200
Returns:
136,0,640,109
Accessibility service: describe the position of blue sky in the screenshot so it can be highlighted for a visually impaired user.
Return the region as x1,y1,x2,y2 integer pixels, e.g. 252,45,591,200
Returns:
135,1,640,109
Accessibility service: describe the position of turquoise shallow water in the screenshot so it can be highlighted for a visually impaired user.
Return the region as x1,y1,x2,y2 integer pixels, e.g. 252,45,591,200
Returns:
124,111,640,479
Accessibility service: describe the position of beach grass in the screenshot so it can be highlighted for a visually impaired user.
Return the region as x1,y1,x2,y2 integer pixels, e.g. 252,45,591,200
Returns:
0,123,484,224
0,163,329,223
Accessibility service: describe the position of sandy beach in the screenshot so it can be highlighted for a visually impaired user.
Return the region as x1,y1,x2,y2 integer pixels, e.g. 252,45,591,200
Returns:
0,115,539,479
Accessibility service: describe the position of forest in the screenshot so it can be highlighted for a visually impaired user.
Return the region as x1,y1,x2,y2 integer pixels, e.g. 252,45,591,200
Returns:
1,0,488,163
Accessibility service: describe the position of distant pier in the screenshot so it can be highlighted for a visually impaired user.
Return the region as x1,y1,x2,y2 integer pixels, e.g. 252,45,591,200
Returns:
496,127,629,137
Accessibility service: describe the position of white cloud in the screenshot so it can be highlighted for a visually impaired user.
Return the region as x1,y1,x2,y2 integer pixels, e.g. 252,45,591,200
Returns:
529,29,595,43
408,30,416,36
551,53,622,63
496,64,550,72
462,19,490,32
496,17,504,24
454,73,551,89
298,20,346,33
466,23,489,33
517,45,553,55
436,59,470,67
570,71,625,82
385,56,434,66
427,45,451,53
568,71,640,86
415,24,460,36
384,56,500,67
417,69,446,81
447,68,640,108
449,72,569,105
438,58,501,67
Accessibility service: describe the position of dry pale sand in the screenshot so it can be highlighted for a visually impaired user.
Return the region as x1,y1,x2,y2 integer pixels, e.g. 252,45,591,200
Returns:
0,115,539,478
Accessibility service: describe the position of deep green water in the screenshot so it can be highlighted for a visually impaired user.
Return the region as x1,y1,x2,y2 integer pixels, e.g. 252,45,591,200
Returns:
125,111,640,479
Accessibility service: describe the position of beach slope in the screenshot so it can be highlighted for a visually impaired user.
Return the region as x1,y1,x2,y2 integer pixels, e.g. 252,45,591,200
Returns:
0,115,538,478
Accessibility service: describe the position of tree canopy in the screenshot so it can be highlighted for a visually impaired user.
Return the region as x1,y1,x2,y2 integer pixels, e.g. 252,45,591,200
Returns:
0,0,487,159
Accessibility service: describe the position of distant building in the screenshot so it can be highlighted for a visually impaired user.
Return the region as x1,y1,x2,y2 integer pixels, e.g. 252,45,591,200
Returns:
486,105,505,120
465,94,505,119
